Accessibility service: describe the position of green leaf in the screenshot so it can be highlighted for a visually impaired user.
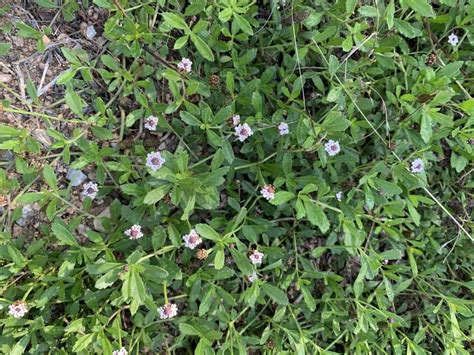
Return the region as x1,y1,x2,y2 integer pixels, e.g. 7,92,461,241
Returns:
174,35,189,49
196,224,221,241
214,247,225,269
386,1,395,29
91,126,113,140
162,12,189,31
420,111,432,143
17,192,45,204
143,184,171,204
234,13,253,35
303,200,329,233
261,283,289,305
229,248,253,275
0,42,12,56
43,165,57,190
322,112,351,131
301,285,316,311
402,0,435,17
270,191,295,206
65,89,85,117
72,333,95,352
51,219,79,246
179,323,201,336
190,34,214,61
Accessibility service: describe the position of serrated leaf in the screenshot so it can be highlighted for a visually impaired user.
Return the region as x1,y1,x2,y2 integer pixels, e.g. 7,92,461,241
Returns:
190,34,214,61
196,224,221,241
403,0,435,17
162,12,189,31
270,191,295,206
143,184,171,204
52,219,79,246
303,200,329,233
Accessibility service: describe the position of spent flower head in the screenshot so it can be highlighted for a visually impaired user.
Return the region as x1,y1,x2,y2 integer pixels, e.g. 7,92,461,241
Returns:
177,57,192,73
248,272,258,283
82,182,98,199
278,122,289,136
8,300,28,318
448,33,459,46
235,123,253,142
410,158,424,173
260,184,275,201
183,229,202,249
249,250,264,266
125,224,143,240
146,151,165,171
144,115,158,131
158,303,178,319
325,140,341,156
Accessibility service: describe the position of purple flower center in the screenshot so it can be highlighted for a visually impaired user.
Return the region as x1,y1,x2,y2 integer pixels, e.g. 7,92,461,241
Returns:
164,305,173,315
240,128,248,136
130,229,139,237
330,144,338,151
87,187,95,194
151,157,161,165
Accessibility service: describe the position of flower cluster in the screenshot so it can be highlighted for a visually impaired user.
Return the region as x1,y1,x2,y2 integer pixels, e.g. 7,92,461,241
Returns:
260,184,275,201
112,348,128,355
278,122,289,136
232,114,241,126
146,151,165,171
8,300,28,318
448,33,459,46
177,57,192,73
235,123,253,142
124,224,143,240
82,182,98,199
144,115,158,131
182,229,202,249
410,158,424,173
249,250,264,266
158,303,178,319
325,140,341,156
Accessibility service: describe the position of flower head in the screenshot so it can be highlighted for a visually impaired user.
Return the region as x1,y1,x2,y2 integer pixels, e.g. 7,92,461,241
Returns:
124,224,143,240
260,184,275,201
177,57,192,73
278,122,289,136
249,250,264,266
183,229,202,249
8,300,28,318
158,303,178,319
232,114,241,126
410,158,424,173
235,123,253,142
144,115,158,131
336,191,343,201
248,272,258,283
112,348,128,355
448,33,459,46
82,182,98,199
325,140,341,156
146,151,165,171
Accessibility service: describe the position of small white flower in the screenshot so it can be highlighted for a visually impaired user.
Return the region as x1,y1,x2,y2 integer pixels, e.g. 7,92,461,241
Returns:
8,300,28,318
248,272,258,283
158,303,178,319
146,151,165,171
82,182,99,199
112,348,128,355
410,158,424,173
232,114,241,126
124,224,143,240
249,250,264,266
278,122,289,136
183,229,202,249
144,115,158,131
177,57,192,73
235,123,253,142
448,33,459,46
325,140,341,156
336,191,343,201
260,184,275,201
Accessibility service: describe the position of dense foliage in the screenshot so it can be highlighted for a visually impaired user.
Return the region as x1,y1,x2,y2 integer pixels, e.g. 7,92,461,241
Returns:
1,0,473,354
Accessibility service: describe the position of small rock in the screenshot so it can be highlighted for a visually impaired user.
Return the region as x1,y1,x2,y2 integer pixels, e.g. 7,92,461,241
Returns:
86,25,97,40
66,168,87,187
0,74,13,83
93,206,111,232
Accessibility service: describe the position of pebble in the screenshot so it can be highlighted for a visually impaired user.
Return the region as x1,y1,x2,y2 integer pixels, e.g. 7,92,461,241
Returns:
66,168,87,187
0,73,13,83
86,25,97,40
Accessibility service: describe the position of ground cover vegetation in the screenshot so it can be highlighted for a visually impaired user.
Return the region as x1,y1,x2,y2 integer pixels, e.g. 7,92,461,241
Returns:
0,0,473,353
